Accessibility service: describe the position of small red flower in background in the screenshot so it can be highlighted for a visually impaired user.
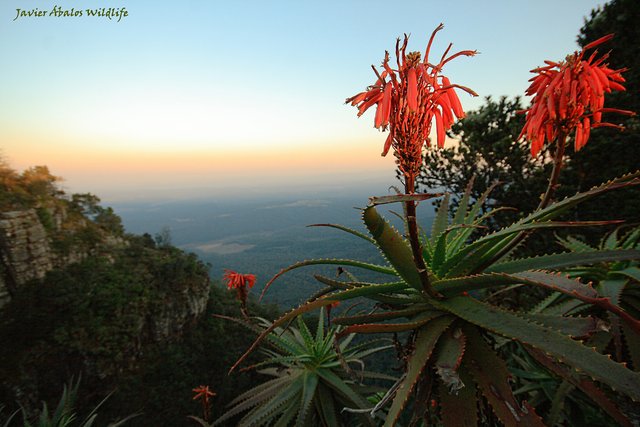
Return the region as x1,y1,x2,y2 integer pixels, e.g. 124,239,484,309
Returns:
192,385,216,421
519,34,635,156
223,270,256,290
192,385,216,402
223,270,256,318
346,24,477,183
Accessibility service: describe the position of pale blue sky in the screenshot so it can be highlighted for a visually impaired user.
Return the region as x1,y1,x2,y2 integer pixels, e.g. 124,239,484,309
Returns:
0,0,605,200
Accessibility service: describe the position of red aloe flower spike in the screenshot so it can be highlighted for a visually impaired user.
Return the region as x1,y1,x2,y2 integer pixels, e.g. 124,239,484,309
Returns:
519,33,635,157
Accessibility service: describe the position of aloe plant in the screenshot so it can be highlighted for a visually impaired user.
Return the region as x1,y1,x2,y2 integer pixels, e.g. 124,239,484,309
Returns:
225,27,640,426
231,171,640,426
213,310,394,427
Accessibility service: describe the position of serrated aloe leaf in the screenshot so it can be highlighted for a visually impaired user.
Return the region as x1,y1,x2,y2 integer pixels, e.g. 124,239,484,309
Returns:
339,311,446,337
368,192,443,206
487,249,640,274
307,223,375,244
547,380,574,426
527,346,633,427
521,313,597,337
242,377,302,427
435,328,467,393
622,227,640,249
296,316,315,351
465,329,545,427
556,235,595,252
314,368,372,413
296,372,319,427
363,206,423,291
598,279,627,306
435,296,640,401
260,258,396,300
520,171,640,224
384,316,454,427
452,176,474,227
611,267,640,283
274,401,299,427
333,305,432,326
315,383,339,427
439,365,477,427
465,180,499,225
431,193,450,246
621,323,640,372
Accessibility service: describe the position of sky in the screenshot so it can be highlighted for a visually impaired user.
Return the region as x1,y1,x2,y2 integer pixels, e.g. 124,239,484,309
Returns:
0,0,605,202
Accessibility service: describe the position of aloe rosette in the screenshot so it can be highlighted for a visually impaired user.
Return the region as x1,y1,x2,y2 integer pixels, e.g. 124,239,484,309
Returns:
215,310,394,427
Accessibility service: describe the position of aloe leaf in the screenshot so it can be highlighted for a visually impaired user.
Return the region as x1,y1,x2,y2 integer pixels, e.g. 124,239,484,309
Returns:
242,377,302,427
520,313,597,337
384,316,454,427
333,305,432,326
296,372,319,427
368,192,443,206
556,235,596,252
465,329,545,427
273,401,299,427
487,249,640,274
527,346,633,427
434,327,467,393
519,171,640,224
598,279,627,306
432,229,448,273
547,380,574,426
307,223,375,244
314,368,371,411
452,176,474,227
296,316,315,352
622,323,640,372
363,206,423,291
431,193,450,246
314,383,339,427
435,296,640,401
259,258,397,300
339,311,446,337
439,364,477,427
215,377,292,425
622,227,640,249
611,266,640,283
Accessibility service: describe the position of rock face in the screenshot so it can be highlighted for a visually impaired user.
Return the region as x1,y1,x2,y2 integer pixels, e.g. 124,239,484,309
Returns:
0,210,54,307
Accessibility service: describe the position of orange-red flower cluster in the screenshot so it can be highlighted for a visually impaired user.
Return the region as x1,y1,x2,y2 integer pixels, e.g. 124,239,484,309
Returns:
346,24,477,182
223,270,256,290
192,385,216,403
519,34,634,156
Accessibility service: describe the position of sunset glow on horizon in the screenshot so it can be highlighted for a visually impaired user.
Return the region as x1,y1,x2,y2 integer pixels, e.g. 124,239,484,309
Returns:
1,0,605,201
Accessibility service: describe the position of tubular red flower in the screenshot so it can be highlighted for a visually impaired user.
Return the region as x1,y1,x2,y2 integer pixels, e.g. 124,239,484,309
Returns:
223,270,256,290
519,34,635,156
346,25,477,182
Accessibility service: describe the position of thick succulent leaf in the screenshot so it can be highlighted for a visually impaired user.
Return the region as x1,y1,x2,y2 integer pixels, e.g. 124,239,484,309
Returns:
260,258,396,300
556,235,596,252
547,380,574,427
307,223,375,244
435,296,640,401
314,368,372,414
434,327,467,393
622,323,640,372
517,171,640,224
363,206,423,291
622,227,640,249
431,193,451,246
338,311,446,337
451,177,474,227
520,313,597,338
487,249,640,274
368,192,443,206
439,365,478,427
465,329,544,427
611,267,640,283
527,346,633,427
384,315,454,427
314,383,339,427
240,378,303,427
598,279,627,306
333,305,433,325
274,401,299,427
296,372,319,427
